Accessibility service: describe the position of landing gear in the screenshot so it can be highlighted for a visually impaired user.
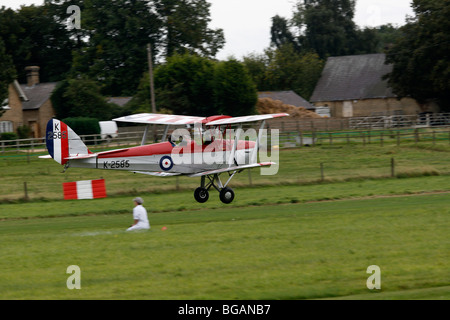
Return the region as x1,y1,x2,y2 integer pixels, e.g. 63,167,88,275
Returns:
219,187,234,204
194,172,237,204
194,187,209,203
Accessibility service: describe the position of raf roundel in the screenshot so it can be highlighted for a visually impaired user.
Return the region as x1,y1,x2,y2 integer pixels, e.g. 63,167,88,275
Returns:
159,156,174,171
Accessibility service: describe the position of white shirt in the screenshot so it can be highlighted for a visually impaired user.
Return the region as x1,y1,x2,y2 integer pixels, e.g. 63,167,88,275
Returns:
133,205,149,228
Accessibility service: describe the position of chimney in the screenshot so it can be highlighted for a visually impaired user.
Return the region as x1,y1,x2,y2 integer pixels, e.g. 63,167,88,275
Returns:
25,66,40,87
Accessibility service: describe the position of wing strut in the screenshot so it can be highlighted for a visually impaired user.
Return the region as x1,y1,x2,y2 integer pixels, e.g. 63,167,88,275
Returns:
228,124,242,168
250,120,266,164
141,125,150,146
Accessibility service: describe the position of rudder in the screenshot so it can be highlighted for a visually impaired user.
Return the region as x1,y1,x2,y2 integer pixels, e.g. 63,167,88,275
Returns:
46,119,90,165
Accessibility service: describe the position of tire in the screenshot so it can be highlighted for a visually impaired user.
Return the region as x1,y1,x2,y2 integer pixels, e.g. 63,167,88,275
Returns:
194,187,209,203
219,187,235,204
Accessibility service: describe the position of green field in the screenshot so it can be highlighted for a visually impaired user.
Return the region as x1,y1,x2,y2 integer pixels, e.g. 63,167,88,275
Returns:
1,142,450,202
0,191,448,299
0,144,449,300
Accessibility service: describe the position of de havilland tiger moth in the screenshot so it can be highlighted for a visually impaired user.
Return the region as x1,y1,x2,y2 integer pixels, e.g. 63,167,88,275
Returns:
44,113,288,204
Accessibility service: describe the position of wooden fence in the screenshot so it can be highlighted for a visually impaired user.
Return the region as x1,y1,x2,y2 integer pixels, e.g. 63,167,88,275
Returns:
1,117,450,154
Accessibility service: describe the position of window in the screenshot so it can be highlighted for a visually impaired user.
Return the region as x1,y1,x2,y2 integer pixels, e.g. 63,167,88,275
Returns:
0,121,13,133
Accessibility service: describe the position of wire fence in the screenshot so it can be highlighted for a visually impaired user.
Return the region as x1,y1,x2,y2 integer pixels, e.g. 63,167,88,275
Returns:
1,122,450,155
1,118,449,202
278,127,450,148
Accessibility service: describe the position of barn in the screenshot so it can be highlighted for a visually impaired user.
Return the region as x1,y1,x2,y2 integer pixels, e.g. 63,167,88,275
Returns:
310,53,439,118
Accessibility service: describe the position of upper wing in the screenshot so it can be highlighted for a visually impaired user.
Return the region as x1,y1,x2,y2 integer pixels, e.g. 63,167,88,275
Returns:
113,113,289,126
205,113,289,126
188,162,275,177
113,113,205,125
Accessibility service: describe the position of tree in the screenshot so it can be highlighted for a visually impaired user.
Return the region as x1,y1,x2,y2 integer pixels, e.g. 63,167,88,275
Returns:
372,24,402,53
270,0,380,58
270,15,299,51
154,0,225,57
385,0,450,111
242,44,324,100
59,0,224,96
65,0,162,96
0,37,16,117
0,5,75,83
213,58,257,116
129,54,258,116
242,52,270,91
51,78,118,120
292,0,359,58
140,53,216,116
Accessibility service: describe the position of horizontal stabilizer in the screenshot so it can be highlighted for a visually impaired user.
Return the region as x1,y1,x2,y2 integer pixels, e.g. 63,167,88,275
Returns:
64,154,98,160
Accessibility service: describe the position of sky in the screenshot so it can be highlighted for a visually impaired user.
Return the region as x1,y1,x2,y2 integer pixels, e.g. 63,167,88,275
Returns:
1,0,414,59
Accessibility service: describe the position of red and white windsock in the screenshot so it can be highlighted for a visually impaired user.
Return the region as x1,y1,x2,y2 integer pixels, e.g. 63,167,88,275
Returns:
63,179,107,200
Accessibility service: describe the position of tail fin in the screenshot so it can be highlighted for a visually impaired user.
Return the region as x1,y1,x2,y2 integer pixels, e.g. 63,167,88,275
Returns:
46,119,90,165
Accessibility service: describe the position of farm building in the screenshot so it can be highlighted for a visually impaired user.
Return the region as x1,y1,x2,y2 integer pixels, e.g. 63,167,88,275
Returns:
310,53,439,118
1,66,56,138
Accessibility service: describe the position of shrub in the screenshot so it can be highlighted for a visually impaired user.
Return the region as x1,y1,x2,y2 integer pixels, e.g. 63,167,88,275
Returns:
62,117,100,135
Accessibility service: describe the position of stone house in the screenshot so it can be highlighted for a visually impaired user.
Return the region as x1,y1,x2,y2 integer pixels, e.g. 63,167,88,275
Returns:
0,66,57,138
310,54,439,118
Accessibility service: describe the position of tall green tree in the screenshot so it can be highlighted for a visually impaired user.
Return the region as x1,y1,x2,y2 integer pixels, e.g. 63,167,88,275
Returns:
51,78,118,120
151,53,216,116
66,0,162,96
270,15,299,51
154,0,225,58
294,0,363,58
242,44,324,100
0,5,75,83
213,58,257,116
272,0,379,58
0,37,17,116
129,54,258,116
60,0,224,95
385,0,450,111
242,52,270,92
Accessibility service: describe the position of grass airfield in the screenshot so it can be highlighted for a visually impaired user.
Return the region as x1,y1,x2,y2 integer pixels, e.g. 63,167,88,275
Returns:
0,185,448,300
0,144,449,299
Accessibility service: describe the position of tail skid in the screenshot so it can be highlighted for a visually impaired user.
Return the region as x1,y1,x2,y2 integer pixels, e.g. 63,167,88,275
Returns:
46,119,91,165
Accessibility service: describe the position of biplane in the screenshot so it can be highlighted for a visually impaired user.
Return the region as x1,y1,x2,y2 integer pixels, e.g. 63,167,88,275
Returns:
45,113,288,204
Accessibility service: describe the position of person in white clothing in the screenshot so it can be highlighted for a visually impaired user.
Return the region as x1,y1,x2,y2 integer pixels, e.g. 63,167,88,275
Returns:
126,197,150,231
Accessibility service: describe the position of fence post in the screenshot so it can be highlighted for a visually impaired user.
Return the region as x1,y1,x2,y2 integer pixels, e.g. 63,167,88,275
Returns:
391,158,395,178
23,182,29,201
312,130,316,147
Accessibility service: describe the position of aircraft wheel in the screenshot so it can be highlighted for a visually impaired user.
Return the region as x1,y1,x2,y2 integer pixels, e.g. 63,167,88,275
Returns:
194,187,209,203
219,187,234,204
